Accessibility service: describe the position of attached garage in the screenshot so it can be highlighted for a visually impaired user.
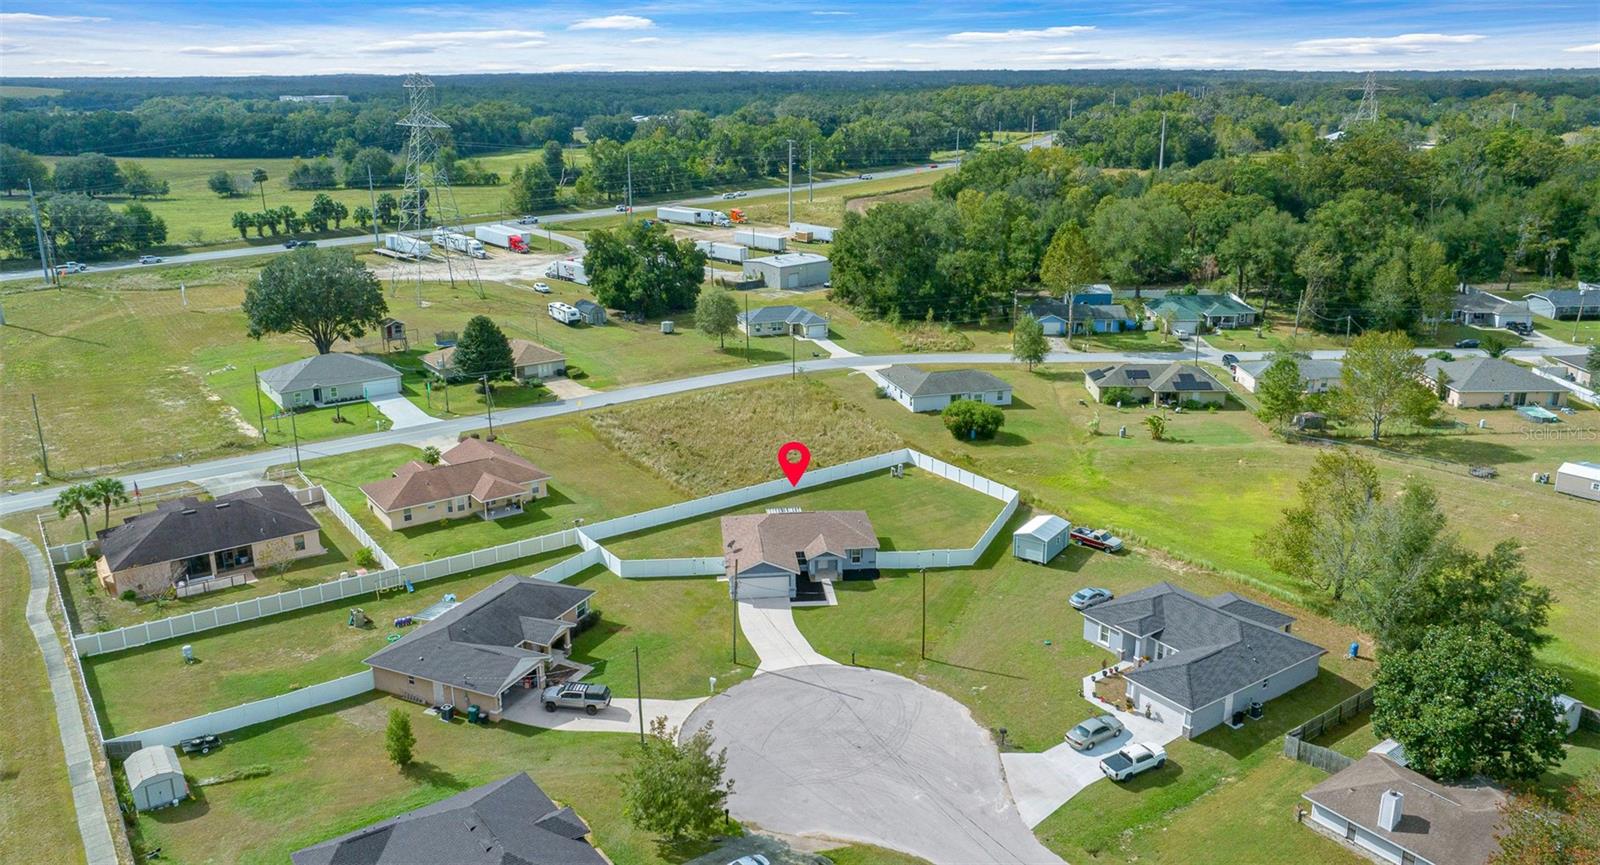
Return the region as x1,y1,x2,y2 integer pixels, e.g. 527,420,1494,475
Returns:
362,377,401,399
1013,514,1071,564
730,566,794,601
126,745,188,812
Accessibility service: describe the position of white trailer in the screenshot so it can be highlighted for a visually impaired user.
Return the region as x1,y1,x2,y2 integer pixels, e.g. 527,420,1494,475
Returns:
544,258,589,286
789,222,836,242
734,228,788,253
694,240,749,264
548,301,580,325
431,228,486,258
381,233,431,258
474,224,532,253
658,206,730,227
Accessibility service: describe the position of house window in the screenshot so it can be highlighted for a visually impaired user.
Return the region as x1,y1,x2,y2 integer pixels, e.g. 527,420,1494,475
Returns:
294,534,306,552
849,549,862,564
1592,482,1600,492
446,500,454,513
1097,624,1112,646
328,386,338,399
1400,854,1416,865
402,508,413,523
407,676,415,685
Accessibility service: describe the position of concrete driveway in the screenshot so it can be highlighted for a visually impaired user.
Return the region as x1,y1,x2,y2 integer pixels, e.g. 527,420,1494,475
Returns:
369,394,434,429
684,664,1063,865
738,598,837,674
499,687,703,734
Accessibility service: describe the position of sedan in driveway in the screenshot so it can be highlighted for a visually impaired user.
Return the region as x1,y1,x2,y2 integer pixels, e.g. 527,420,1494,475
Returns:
1069,587,1114,610
1065,714,1124,751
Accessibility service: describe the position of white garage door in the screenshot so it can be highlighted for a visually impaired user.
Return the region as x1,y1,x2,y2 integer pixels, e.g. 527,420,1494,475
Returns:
364,377,401,398
732,575,791,600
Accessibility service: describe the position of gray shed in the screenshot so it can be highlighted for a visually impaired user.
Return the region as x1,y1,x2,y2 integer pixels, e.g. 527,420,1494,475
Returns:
1013,514,1071,564
742,252,831,291
125,745,188,811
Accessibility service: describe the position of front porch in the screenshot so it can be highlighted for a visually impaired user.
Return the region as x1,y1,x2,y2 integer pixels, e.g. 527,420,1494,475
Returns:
481,500,526,521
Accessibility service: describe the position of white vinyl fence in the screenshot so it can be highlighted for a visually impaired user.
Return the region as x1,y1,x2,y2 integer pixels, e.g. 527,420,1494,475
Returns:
617,557,724,578
104,671,374,755
1533,366,1598,404
307,481,399,571
47,539,92,565
73,528,579,657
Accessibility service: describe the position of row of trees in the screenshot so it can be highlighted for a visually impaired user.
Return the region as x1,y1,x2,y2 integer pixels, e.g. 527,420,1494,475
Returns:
52,477,131,542
228,194,353,238
0,147,169,199
0,194,167,260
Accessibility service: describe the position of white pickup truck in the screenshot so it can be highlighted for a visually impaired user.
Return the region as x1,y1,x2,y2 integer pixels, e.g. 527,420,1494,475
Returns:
1099,743,1167,781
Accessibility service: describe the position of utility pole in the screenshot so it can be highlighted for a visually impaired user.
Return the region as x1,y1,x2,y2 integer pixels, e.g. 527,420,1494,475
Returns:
786,139,795,225
730,565,739,664
1158,113,1168,171
807,141,814,203
1069,97,1075,120
289,408,303,472
30,394,50,478
745,294,751,363
954,129,961,159
920,567,927,660
625,152,633,223
27,180,52,285
791,332,796,378
252,367,268,442
366,167,380,246
481,374,495,435
634,646,645,745
1573,286,1592,343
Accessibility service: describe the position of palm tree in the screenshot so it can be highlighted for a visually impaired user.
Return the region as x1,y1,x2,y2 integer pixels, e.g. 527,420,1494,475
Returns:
231,211,254,239
88,477,129,530
53,484,95,542
251,167,269,210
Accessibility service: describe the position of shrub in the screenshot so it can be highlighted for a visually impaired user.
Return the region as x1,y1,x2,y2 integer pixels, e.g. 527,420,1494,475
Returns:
353,547,379,569
120,589,137,602
1098,386,1135,406
941,400,1005,440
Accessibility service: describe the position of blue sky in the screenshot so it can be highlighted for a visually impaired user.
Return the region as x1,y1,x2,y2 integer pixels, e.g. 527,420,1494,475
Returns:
1,1,1596,76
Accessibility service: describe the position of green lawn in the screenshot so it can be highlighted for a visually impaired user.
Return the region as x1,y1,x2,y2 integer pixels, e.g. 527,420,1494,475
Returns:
1075,328,1188,354
1534,314,1600,348
0,544,87,865
601,468,1004,560
122,692,718,865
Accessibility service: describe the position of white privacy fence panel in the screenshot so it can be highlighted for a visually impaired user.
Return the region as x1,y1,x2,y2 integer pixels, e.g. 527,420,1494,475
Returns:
1533,366,1598,403
47,539,92,565
308,482,399,571
617,557,724,578
105,670,374,750
528,547,604,583
74,527,580,657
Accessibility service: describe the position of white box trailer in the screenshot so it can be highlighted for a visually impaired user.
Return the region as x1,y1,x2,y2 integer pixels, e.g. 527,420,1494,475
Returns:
694,240,749,264
734,228,787,253
432,228,486,258
475,224,532,253
381,233,431,258
544,258,589,286
789,222,836,242
658,206,729,227
548,301,580,325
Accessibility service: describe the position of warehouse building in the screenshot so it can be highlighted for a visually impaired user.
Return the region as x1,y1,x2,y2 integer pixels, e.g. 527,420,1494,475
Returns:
743,253,831,291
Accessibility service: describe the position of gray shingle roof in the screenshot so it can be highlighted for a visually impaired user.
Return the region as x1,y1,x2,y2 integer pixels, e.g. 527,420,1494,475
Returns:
1303,755,1507,865
1235,358,1342,382
291,772,605,865
258,353,401,393
738,305,827,327
1027,299,1129,322
1423,357,1553,393
877,365,1011,398
365,576,594,696
97,485,320,571
1082,583,1324,710
1529,289,1600,308
1453,290,1527,315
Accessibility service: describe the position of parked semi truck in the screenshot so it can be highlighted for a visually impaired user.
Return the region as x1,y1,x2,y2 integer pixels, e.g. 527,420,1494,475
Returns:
733,228,787,253
658,206,730,227
694,240,749,264
432,228,486,258
474,224,532,253
544,258,589,286
789,221,835,242
381,233,431,258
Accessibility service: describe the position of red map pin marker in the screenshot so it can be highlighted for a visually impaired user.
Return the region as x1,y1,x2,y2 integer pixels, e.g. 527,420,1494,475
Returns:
777,441,811,486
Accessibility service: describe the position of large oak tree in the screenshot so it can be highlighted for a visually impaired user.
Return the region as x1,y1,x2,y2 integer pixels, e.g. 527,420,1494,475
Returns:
242,247,387,354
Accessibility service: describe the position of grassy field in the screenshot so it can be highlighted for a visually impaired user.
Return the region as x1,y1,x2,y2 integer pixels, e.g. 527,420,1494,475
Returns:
0,544,87,865
601,467,1004,560
122,692,719,865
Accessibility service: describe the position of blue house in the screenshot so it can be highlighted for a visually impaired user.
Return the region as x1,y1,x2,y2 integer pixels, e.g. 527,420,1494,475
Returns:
1027,297,1135,335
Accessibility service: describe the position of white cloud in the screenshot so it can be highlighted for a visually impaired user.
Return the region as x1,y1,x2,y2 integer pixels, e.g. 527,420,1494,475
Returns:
1564,42,1600,53
630,37,663,44
354,29,546,53
810,10,853,15
33,58,111,66
570,15,653,31
772,52,854,60
358,40,444,54
0,12,107,24
179,43,300,57
1294,33,1485,56
945,25,1094,44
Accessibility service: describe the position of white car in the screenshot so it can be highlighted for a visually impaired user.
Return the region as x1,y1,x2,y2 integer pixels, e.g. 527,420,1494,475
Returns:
1100,743,1167,781
726,856,770,865
138,254,163,264
518,215,539,225
533,282,551,293
721,192,739,200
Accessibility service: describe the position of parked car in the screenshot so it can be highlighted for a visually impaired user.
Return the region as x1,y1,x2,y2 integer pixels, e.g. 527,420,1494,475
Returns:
533,282,551,293
1455,338,1480,349
62,261,88,273
1221,353,1239,370
928,163,939,169
1506,322,1532,335
283,239,299,248
1071,527,1124,553
1065,714,1124,751
726,856,770,865
179,734,221,755
858,173,874,180
138,254,163,264
298,240,317,248
1100,743,1166,781
614,204,630,212
518,215,539,225
542,682,611,715
1069,587,1114,610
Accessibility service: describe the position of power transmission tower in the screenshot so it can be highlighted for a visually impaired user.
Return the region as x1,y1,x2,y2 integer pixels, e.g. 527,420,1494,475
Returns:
1344,72,1395,128
786,139,795,224
394,73,481,305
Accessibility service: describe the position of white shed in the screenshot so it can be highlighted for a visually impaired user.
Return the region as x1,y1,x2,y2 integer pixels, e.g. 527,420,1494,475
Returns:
1556,694,1584,735
1555,461,1600,502
1013,514,1071,564
125,745,188,812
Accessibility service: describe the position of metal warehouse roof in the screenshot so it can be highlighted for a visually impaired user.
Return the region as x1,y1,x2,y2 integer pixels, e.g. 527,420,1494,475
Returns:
258,352,401,392
748,252,829,267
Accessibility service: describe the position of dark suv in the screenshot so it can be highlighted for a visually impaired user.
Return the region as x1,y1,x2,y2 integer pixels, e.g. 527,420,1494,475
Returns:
541,682,612,715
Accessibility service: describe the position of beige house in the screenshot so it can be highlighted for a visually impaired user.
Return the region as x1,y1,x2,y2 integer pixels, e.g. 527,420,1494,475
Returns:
95,486,324,598
1548,353,1594,388
360,438,551,530
421,339,566,383
365,576,594,720
1084,362,1229,405
1420,357,1566,409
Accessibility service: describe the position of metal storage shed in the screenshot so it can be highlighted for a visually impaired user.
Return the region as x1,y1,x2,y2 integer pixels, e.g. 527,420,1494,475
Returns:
1013,514,1071,564
125,745,188,812
1555,461,1600,502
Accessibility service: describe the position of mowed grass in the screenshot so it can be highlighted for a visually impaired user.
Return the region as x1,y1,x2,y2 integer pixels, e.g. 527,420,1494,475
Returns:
124,693,716,865
0,544,87,865
301,422,685,564
601,468,1004,559
733,168,944,227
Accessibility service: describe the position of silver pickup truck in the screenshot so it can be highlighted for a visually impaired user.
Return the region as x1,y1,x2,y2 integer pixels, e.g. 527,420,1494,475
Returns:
541,682,612,716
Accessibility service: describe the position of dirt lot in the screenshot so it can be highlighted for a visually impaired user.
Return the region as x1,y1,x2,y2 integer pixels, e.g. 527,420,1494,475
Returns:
364,237,580,287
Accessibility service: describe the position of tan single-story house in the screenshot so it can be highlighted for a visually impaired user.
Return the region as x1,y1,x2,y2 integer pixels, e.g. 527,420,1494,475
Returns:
364,576,594,720
95,485,324,598
723,510,878,600
421,338,567,383
1420,357,1566,409
1084,362,1229,405
1233,358,1342,394
360,438,551,530
1547,353,1594,388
